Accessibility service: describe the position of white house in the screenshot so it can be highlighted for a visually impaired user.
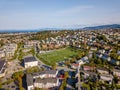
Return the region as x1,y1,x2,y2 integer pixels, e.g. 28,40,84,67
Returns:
32,70,58,79
113,69,120,77
98,49,105,54
24,40,40,48
97,68,109,74
24,57,38,68
34,78,60,89
71,63,79,69
100,74,113,84
90,47,97,51
96,53,103,58
77,56,89,65
0,50,5,58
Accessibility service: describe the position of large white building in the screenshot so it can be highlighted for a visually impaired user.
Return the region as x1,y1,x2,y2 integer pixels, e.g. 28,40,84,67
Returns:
26,70,59,90
34,78,59,89
24,56,38,68
3,43,17,58
32,70,58,79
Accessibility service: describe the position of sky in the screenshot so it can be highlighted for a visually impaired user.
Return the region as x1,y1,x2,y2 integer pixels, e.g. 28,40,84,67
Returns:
0,0,120,30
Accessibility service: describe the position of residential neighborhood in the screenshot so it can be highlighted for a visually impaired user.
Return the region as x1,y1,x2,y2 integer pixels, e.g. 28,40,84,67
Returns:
0,28,119,90
1,0,120,89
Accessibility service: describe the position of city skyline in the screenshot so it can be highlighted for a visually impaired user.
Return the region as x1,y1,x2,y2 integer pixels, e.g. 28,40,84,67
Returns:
0,0,120,30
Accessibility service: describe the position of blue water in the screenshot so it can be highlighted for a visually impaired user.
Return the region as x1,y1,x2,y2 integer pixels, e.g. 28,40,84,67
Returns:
0,30,40,33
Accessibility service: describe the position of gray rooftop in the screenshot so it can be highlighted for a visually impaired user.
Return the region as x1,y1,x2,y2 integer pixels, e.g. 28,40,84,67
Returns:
0,59,6,73
24,56,37,63
32,70,57,76
35,78,57,84
26,74,33,86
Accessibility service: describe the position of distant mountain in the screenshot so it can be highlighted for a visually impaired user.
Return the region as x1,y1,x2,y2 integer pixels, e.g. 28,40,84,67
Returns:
0,24,120,33
83,24,120,30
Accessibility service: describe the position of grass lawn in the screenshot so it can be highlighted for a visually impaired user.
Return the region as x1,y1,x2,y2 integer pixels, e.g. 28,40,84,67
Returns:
37,47,81,66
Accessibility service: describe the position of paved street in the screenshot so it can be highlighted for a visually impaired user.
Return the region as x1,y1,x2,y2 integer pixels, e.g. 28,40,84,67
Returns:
57,66,75,71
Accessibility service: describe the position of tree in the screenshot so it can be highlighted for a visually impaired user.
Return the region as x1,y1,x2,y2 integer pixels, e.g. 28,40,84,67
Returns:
70,57,76,63
65,60,70,66
12,71,24,90
26,66,40,73
60,80,66,90
52,64,56,70
82,83,90,90
113,75,119,84
64,72,69,80
96,35,107,42
60,72,68,90
0,83,2,89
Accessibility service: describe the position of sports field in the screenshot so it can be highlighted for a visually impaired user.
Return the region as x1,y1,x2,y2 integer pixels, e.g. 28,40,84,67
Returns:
37,47,80,66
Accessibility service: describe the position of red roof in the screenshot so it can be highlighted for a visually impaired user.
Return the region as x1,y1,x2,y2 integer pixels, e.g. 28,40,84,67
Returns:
72,63,79,67
83,66,96,70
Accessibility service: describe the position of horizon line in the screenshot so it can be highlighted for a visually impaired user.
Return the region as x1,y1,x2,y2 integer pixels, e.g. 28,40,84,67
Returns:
0,23,120,31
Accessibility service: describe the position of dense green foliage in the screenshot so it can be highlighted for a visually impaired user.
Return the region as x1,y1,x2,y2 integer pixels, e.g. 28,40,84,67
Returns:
12,71,24,90
96,35,107,41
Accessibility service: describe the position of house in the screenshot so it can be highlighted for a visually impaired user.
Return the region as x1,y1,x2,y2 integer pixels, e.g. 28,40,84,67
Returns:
82,71,96,79
77,56,89,65
24,44,33,48
83,66,96,71
34,78,60,89
78,60,85,65
100,74,113,84
24,40,40,48
98,49,105,54
90,47,97,51
93,42,101,47
88,51,93,59
5,50,15,57
26,74,34,90
0,50,5,58
117,50,120,55
97,68,109,74
4,44,17,51
104,45,111,50
0,59,7,77
97,53,103,58
32,70,58,79
71,63,79,69
113,69,120,77
24,56,38,68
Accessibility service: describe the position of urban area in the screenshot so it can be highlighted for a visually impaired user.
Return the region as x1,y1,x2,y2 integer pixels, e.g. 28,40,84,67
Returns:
0,28,120,90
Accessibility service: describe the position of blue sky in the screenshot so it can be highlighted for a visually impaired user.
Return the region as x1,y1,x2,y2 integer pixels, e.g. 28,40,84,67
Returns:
0,0,120,30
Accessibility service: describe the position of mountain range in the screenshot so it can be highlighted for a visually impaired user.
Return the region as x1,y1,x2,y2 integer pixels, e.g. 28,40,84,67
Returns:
82,24,120,30
0,24,120,33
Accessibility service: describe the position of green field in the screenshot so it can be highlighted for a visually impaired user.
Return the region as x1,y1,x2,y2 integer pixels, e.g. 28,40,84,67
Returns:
37,47,81,66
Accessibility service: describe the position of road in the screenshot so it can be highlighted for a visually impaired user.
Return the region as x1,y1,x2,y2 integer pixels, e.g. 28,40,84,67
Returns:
76,65,82,90
57,66,75,71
